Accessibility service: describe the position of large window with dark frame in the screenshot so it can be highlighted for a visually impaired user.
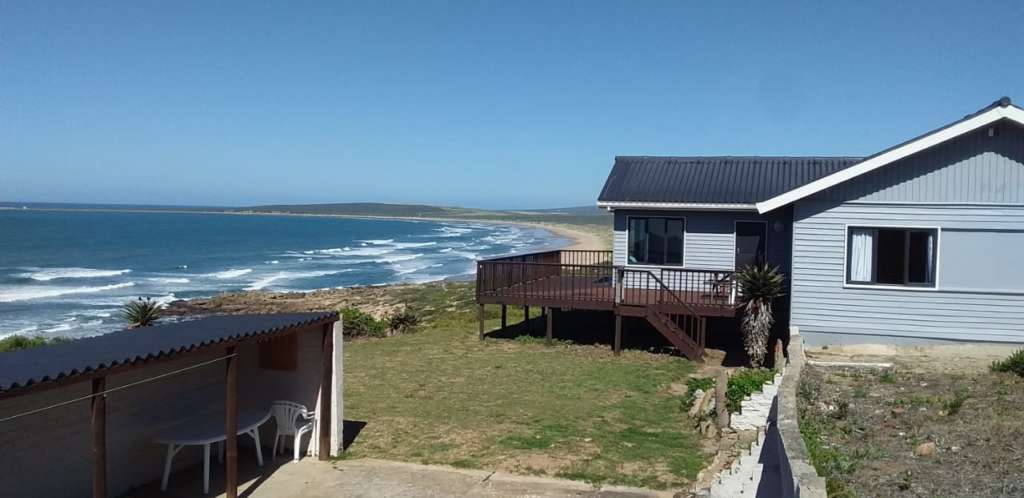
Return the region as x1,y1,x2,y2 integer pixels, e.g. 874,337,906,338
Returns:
846,227,938,287
627,217,685,265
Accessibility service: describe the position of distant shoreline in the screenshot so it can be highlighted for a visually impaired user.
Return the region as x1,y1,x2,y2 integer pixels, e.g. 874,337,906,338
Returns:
3,205,607,252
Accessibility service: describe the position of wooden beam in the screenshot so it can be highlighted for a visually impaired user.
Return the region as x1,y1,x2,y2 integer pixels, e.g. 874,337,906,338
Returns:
91,377,107,498
523,306,530,333
319,325,333,460
478,304,485,340
225,346,239,498
545,308,553,344
614,314,622,356
500,305,507,331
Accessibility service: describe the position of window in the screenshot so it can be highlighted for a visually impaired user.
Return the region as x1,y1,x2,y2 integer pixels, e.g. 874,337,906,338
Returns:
846,227,937,287
628,217,685,265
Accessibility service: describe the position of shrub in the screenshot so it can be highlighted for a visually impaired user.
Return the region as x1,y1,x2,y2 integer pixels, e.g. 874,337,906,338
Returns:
726,368,776,413
0,335,71,352
944,387,970,416
680,376,715,412
990,348,1024,377
736,264,786,367
339,307,387,338
385,308,422,335
120,297,162,328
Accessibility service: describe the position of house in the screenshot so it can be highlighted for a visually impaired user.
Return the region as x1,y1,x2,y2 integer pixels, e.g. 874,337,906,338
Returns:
476,97,1024,356
0,313,343,498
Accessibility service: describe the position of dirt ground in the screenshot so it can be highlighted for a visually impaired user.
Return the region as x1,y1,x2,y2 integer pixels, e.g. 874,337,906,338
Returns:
799,344,1024,497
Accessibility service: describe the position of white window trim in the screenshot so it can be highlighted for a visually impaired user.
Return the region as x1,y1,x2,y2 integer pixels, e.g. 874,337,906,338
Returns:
840,223,942,292
625,215,687,267
756,105,1024,214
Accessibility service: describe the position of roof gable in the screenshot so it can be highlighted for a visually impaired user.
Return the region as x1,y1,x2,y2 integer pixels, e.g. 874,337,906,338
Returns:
756,98,1024,213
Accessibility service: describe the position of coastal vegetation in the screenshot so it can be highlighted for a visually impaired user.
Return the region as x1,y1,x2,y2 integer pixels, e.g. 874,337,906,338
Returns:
119,297,162,328
0,334,69,352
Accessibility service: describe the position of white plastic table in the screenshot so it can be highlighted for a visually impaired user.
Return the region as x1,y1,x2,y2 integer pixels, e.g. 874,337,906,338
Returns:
155,408,272,494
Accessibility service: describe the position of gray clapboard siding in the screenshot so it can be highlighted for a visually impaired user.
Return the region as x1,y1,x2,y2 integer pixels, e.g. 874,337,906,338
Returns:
812,121,1024,204
612,208,792,272
791,201,1024,342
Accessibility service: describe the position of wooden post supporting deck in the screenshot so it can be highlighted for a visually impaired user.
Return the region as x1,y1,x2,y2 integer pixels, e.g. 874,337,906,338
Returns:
319,325,333,460
91,377,107,498
500,305,507,331
545,308,553,344
225,346,239,498
478,304,485,340
613,314,622,356
523,306,530,333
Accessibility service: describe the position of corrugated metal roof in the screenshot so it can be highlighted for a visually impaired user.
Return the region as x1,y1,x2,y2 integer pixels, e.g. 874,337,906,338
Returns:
0,312,337,394
597,156,864,205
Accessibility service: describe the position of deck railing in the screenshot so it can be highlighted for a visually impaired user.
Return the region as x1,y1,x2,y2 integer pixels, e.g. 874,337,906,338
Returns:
476,250,736,310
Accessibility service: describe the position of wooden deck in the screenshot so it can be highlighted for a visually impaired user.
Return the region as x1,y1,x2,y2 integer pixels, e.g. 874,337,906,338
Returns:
474,250,741,360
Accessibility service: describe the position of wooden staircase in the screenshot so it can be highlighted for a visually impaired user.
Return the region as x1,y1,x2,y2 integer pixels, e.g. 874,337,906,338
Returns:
646,307,705,360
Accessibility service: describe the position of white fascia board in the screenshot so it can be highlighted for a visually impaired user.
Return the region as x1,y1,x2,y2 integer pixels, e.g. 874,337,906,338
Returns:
755,106,1024,214
596,200,758,211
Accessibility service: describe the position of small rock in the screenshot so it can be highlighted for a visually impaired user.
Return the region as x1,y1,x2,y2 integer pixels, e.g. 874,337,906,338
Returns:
891,407,907,415
950,446,961,453
915,442,937,457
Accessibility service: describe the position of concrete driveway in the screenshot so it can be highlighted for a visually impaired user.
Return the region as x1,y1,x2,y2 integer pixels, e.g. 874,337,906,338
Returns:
136,456,678,498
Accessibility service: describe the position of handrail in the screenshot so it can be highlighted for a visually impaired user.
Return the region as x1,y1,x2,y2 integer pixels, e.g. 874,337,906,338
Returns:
621,268,702,318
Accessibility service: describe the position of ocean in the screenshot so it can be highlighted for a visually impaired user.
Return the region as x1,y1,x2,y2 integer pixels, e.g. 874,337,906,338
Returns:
0,210,568,339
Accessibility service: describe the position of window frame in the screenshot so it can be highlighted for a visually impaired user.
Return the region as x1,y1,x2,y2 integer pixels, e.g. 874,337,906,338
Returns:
626,215,687,267
843,224,941,291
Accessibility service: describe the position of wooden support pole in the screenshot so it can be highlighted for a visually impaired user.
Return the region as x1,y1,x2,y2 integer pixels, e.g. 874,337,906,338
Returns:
500,305,507,331
716,369,730,429
523,306,530,333
478,304,485,340
614,314,622,356
225,346,239,498
545,308,553,344
91,377,107,498
319,326,333,460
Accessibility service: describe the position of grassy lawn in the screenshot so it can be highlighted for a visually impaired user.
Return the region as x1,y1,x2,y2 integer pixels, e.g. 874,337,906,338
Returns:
341,282,708,489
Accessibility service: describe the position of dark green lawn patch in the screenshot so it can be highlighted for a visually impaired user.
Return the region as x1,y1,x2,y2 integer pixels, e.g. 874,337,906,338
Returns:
342,283,709,490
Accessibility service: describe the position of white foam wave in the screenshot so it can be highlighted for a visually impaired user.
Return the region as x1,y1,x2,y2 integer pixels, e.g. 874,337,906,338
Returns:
307,247,394,257
18,267,132,281
359,239,394,245
148,277,191,284
0,282,137,303
392,242,436,249
451,251,478,260
374,254,422,264
434,226,473,237
210,268,253,279
245,270,353,291
439,247,453,253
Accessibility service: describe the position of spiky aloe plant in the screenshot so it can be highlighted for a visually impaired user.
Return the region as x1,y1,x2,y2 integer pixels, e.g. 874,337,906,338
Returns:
120,297,162,328
736,264,786,367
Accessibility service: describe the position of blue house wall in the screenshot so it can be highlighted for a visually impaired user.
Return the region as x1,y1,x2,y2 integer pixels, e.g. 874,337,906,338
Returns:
791,120,1024,344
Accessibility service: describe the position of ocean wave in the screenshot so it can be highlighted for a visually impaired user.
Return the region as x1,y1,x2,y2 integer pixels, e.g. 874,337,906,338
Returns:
210,268,253,279
245,269,353,291
439,247,453,253
148,277,191,284
359,239,394,245
0,282,137,303
306,247,394,257
392,241,436,249
17,267,132,281
374,253,422,264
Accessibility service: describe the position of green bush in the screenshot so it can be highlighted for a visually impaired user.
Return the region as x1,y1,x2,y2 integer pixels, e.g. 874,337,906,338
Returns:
990,348,1024,377
726,368,776,413
0,335,71,352
385,308,422,335
680,376,715,412
340,307,387,338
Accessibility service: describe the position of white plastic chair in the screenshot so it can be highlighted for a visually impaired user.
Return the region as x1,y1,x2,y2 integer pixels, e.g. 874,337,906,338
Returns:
269,400,316,462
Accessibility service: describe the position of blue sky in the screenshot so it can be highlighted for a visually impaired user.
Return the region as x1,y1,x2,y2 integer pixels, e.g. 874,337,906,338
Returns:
2,1,1023,209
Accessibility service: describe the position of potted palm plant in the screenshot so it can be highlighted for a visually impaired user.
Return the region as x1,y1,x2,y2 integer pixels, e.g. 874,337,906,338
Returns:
736,264,786,367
